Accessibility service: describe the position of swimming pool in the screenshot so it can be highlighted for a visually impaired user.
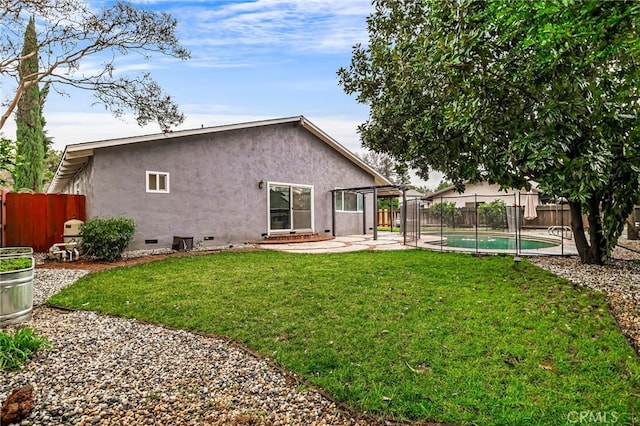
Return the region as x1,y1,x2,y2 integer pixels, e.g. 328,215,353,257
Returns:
443,235,558,250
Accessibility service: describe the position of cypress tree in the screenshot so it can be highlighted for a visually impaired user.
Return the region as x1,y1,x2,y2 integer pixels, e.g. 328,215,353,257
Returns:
13,16,44,192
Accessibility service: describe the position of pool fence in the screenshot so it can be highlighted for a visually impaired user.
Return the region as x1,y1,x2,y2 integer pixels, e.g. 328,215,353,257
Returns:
387,192,586,256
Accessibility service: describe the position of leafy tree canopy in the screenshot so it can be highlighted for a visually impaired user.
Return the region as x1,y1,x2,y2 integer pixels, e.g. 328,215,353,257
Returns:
0,0,190,132
358,150,410,184
339,0,640,264
0,138,15,187
435,180,453,192
43,147,62,187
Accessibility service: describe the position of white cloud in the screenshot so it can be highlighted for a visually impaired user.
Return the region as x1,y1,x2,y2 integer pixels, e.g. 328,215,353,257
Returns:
77,1,372,69
167,0,371,58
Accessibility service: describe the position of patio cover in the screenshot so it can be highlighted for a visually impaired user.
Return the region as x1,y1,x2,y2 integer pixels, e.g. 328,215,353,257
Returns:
330,185,421,243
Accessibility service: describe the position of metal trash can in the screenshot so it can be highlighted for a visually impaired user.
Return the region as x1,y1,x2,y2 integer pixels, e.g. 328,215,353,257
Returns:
0,247,34,326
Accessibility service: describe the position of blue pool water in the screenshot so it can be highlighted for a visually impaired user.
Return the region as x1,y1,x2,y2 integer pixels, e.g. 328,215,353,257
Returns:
444,235,557,250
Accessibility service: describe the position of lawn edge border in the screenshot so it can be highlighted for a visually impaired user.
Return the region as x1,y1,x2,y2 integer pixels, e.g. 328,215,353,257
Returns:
44,304,451,426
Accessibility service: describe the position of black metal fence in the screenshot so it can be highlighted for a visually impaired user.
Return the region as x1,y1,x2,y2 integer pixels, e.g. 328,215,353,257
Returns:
399,193,575,256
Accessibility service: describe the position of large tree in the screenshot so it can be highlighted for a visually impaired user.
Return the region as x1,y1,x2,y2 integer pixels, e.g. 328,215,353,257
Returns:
339,0,640,264
358,150,410,184
0,0,190,133
13,16,44,191
43,147,62,188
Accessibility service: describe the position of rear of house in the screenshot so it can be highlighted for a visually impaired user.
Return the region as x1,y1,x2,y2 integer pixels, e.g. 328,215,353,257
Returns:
48,116,390,250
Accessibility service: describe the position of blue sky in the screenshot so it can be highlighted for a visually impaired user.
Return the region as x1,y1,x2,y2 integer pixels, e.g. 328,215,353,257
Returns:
1,0,442,187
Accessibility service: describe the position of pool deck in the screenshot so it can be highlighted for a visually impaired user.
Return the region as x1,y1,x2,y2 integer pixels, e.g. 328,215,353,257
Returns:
257,231,578,256
257,233,409,254
416,231,578,256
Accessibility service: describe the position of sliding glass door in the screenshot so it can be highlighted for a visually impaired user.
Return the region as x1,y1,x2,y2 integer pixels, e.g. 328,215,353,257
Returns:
292,186,312,229
269,185,291,230
269,183,313,233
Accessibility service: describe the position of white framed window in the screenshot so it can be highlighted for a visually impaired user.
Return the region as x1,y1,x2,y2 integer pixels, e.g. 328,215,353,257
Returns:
146,171,170,193
335,190,363,212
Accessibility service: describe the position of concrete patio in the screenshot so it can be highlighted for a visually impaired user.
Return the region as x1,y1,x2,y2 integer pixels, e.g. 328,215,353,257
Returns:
257,232,409,254
257,230,579,256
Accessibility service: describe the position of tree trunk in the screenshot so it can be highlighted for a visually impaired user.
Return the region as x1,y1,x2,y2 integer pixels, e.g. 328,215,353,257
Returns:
569,199,605,265
586,196,606,263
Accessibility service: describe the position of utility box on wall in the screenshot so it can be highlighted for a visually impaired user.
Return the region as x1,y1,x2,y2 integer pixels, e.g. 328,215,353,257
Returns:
172,236,193,252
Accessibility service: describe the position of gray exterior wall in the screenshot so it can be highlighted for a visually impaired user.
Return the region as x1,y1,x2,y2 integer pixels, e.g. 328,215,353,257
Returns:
70,158,94,215
63,122,377,250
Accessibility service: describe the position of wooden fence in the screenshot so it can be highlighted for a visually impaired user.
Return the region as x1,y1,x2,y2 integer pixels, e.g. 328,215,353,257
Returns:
377,209,400,227
1,192,86,252
520,205,573,228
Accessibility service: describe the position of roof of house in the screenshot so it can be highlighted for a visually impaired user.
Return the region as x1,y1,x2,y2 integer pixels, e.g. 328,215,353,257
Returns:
47,116,392,193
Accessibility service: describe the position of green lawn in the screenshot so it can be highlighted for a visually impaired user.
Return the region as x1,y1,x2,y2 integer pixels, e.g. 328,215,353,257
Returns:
48,250,640,425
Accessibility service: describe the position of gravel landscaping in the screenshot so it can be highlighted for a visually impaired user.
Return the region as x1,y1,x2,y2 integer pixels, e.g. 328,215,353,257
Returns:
2,261,381,425
1,308,380,426
2,241,639,425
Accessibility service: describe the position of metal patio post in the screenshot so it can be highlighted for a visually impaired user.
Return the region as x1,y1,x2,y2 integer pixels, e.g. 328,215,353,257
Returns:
475,194,478,254
331,190,336,237
373,187,378,241
362,191,367,236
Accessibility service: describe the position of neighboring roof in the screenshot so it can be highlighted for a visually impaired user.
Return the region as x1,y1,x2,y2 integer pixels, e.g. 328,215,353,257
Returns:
47,116,392,193
428,181,542,199
405,189,425,198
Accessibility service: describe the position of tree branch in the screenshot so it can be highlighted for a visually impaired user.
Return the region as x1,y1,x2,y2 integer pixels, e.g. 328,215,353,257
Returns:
0,0,190,132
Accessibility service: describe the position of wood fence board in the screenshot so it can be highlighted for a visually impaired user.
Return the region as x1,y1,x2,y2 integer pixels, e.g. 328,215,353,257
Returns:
0,191,5,247
3,193,86,252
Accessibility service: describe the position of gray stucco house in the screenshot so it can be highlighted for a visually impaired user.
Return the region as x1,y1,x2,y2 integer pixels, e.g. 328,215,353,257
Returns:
47,116,392,250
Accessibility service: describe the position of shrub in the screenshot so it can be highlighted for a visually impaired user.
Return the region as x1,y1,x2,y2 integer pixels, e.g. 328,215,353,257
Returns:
478,199,508,229
427,201,461,226
80,217,135,262
0,328,51,370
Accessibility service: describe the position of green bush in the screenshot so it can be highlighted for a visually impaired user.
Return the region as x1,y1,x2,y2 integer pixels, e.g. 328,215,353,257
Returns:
428,201,461,226
80,217,135,262
0,327,50,370
478,199,508,229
